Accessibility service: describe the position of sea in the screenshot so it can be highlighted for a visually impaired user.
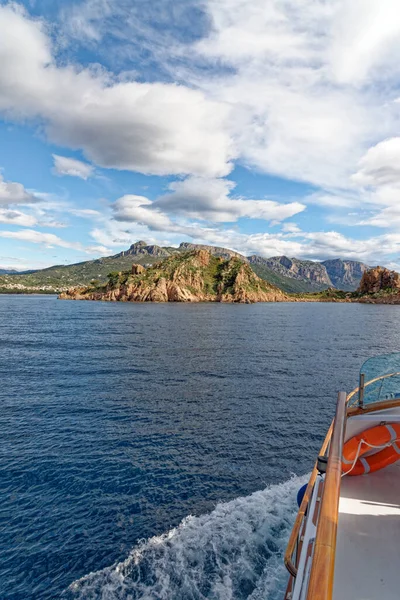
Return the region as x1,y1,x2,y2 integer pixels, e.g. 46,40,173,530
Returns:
1,295,400,600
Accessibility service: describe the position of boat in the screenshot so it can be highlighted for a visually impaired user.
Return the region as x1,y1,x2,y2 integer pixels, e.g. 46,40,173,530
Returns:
284,352,400,600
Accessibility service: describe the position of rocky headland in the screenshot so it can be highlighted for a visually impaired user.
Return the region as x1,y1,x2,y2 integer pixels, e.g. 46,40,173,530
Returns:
0,239,371,295
59,250,289,304
355,266,400,303
57,256,400,306
303,266,400,304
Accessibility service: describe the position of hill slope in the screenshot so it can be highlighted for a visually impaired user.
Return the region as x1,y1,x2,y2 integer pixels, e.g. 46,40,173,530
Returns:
248,256,328,293
0,240,371,294
0,268,19,275
0,241,249,293
60,250,289,304
249,255,368,292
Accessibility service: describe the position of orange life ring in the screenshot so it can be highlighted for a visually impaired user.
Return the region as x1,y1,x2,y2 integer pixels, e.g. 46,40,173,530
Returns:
342,423,400,476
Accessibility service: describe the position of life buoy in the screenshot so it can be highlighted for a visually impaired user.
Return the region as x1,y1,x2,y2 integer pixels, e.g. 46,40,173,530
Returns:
342,423,400,476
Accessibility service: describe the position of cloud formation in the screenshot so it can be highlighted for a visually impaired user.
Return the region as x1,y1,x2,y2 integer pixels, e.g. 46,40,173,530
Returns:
0,174,38,205
91,212,400,267
53,155,94,180
3,1,400,267
112,181,306,241
352,138,400,187
190,0,400,189
155,177,305,223
0,208,37,227
0,229,82,249
0,4,233,178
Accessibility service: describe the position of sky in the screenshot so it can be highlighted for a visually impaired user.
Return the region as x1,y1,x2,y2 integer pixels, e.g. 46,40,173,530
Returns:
1,1,400,270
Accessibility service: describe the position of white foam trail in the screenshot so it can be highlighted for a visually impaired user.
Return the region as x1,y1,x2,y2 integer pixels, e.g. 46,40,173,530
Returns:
63,474,307,600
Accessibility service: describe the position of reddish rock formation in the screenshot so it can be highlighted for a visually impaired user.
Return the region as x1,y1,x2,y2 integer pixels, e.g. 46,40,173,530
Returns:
132,264,146,275
358,266,400,294
59,250,290,304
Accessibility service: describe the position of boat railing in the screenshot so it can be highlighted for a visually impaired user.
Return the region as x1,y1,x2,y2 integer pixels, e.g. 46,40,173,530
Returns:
284,423,332,578
284,392,346,597
305,391,347,600
347,371,400,407
284,368,400,599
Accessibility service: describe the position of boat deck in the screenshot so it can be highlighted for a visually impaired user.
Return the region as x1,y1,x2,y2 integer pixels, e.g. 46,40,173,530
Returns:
333,461,400,600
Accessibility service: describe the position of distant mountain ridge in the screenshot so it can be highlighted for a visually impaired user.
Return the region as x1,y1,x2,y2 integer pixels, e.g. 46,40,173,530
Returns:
322,259,367,291
178,242,244,260
248,255,368,292
114,241,175,259
115,244,368,292
0,240,370,293
0,268,19,275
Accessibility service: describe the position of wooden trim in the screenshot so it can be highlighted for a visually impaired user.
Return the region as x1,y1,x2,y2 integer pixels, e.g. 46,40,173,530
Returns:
284,423,333,577
306,391,347,600
347,397,400,416
285,377,400,591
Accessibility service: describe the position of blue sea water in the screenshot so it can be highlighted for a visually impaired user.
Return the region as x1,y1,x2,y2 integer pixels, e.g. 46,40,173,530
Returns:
1,295,400,600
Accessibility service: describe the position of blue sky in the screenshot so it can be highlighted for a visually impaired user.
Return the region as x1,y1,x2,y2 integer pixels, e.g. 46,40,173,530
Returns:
1,0,400,269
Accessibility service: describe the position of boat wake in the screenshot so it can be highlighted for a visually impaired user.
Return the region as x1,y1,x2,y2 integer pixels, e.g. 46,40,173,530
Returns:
62,475,307,600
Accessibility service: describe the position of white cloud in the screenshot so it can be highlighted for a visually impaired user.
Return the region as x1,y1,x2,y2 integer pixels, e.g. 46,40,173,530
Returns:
360,206,400,228
0,174,38,205
0,229,82,250
90,215,400,267
155,177,305,222
352,138,400,187
189,0,383,188
84,244,112,256
0,208,37,227
70,209,102,218
113,195,177,231
329,0,400,85
2,1,400,192
53,155,94,180
306,191,362,209
348,138,400,229
281,223,301,234
62,0,113,41
0,4,233,178
112,181,305,235
4,1,400,269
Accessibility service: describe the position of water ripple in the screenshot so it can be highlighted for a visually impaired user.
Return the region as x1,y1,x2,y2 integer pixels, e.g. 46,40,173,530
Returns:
2,297,400,599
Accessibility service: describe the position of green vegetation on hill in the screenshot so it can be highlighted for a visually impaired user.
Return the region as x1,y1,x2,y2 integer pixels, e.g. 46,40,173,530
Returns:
60,250,288,303
250,263,328,294
0,240,373,295
0,252,328,294
0,254,163,293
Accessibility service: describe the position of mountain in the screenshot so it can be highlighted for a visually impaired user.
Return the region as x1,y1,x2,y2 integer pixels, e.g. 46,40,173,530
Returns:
248,255,331,291
113,240,176,259
248,255,368,292
113,241,242,261
0,242,187,293
0,241,250,293
0,268,19,275
247,256,325,294
178,242,244,260
0,240,372,294
60,249,288,304
322,259,368,291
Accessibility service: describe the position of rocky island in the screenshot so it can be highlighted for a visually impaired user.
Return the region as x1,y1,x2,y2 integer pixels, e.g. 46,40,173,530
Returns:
59,249,288,303
57,251,400,305
355,266,400,303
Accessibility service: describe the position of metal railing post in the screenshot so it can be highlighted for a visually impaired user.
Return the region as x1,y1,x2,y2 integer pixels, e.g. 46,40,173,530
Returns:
359,373,365,408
